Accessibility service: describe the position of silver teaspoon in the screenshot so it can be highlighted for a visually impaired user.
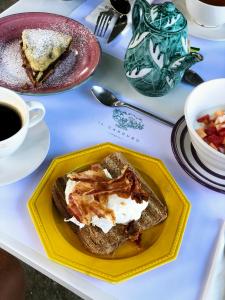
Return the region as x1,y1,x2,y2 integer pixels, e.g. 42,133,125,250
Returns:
91,86,175,127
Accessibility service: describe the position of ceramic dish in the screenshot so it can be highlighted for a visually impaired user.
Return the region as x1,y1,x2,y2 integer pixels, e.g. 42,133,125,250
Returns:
174,0,225,41
184,79,225,174
0,121,50,186
171,116,225,194
0,12,101,94
28,143,190,283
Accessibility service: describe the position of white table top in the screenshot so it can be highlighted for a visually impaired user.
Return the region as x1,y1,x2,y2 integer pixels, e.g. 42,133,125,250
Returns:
1,1,225,300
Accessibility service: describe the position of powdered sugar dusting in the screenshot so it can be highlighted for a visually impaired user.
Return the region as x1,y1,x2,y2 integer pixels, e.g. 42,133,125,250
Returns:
0,40,29,86
22,29,72,60
0,38,77,90
0,17,100,93
49,22,93,58
45,49,78,86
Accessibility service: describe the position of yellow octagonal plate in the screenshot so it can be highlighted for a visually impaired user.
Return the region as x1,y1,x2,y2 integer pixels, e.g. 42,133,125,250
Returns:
28,143,191,283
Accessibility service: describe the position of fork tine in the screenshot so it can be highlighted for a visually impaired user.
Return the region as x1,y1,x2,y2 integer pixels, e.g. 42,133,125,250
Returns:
95,12,106,35
97,14,107,36
94,11,114,37
96,13,106,36
94,12,103,35
102,15,113,37
98,14,109,37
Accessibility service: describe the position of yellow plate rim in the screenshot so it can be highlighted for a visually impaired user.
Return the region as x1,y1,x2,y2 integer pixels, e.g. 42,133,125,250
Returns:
28,142,191,283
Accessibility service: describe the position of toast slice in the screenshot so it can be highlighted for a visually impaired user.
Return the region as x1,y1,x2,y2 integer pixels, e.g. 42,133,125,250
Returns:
52,152,168,255
21,29,72,86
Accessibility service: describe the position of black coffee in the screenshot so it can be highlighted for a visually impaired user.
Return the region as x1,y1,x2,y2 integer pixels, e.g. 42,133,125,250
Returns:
200,0,225,6
0,104,22,141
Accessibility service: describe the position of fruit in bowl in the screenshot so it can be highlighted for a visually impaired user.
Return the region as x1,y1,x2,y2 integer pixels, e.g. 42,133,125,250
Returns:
196,110,225,154
184,78,225,174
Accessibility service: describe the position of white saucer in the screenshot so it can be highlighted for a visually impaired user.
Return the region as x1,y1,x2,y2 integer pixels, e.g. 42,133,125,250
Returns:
0,121,50,186
174,0,225,41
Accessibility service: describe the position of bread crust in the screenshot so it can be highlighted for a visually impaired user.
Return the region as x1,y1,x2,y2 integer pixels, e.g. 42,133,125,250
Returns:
52,152,168,255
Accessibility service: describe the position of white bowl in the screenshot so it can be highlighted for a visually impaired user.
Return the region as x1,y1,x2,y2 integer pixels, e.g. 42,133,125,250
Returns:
184,78,225,174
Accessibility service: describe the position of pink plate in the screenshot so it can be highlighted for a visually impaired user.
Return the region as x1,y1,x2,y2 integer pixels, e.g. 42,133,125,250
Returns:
0,12,101,94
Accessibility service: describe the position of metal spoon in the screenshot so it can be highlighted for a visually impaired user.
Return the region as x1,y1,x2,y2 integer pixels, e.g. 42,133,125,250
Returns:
91,85,175,127
182,69,204,86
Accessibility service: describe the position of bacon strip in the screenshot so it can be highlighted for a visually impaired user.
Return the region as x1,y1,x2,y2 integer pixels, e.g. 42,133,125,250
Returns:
68,166,109,183
67,165,149,225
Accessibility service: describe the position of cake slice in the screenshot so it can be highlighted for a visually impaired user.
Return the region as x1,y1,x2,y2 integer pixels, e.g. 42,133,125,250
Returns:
20,29,72,86
52,152,168,255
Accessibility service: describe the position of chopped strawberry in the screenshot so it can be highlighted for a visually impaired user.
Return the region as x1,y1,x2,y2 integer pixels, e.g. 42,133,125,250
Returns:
197,110,225,154
197,114,210,124
209,121,216,126
218,128,225,137
206,135,224,147
205,126,217,135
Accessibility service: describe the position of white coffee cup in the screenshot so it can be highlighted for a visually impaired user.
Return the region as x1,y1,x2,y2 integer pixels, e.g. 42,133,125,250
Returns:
0,87,45,158
186,0,225,28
